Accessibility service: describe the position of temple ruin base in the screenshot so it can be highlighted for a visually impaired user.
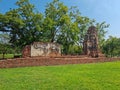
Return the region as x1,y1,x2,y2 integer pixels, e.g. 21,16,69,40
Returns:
0,56,120,68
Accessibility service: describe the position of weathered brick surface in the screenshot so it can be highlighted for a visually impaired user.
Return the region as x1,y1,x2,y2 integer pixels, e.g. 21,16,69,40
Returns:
0,57,120,68
22,42,61,58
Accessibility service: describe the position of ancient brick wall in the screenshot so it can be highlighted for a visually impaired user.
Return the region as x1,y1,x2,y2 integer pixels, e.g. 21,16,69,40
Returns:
0,57,120,68
22,45,31,58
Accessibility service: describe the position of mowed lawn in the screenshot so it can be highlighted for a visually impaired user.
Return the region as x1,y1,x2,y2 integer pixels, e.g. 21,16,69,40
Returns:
0,61,120,90
0,54,14,59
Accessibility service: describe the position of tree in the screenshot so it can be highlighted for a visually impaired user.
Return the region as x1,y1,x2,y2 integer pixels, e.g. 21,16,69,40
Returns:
11,0,43,47
0,33,11,59
102,36,120,57
96,22,109,48
43,0,69,42
44,0,91,54
0,0,43,48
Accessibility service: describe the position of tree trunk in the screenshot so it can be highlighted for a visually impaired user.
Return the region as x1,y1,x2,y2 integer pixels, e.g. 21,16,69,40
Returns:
2,53,5,59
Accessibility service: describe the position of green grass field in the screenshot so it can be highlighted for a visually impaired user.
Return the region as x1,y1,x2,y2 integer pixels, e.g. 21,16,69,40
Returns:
0,54,14,59
0,54,22,59
0,61,120,90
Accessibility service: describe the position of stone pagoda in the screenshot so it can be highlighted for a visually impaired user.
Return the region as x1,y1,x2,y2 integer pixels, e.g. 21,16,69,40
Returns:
83,26,99,57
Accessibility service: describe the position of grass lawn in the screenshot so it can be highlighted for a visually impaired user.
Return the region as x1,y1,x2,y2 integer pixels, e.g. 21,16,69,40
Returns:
0,61,120,90
0,54,14,59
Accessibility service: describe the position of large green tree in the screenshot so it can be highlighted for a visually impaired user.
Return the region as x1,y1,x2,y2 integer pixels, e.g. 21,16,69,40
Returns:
12,0,43,47
0,0,43,47
44,0,92,54
43,0,69,42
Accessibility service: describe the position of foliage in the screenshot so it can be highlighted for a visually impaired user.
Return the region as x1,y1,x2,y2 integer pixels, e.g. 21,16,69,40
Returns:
0,54,14,59
0,33,10,44
96,22,109,48
0,0,43,47
0,33,21,58
0,43,11,59
0,61,120,90
0,33,13,59
68,45,82,55
0,0,109,55
102,36,120,57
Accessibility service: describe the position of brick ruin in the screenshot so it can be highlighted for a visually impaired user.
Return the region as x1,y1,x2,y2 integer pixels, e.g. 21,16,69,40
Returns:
83,26,99,57
22,42,61,58
22,26,104,58
1,26,119,68
0,56,120,68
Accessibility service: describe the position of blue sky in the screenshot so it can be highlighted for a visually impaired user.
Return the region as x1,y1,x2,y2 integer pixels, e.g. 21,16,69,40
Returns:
0,0,120,38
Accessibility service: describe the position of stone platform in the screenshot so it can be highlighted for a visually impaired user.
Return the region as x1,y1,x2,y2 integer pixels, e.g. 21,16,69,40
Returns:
0,56,120,68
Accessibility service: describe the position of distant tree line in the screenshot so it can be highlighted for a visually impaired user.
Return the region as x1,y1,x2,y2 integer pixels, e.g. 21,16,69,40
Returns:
102,36,120,57
0,0,113,57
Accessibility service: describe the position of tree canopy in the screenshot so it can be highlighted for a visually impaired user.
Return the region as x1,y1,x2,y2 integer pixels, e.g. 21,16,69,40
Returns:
0,0,109,55
102,36,120,57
